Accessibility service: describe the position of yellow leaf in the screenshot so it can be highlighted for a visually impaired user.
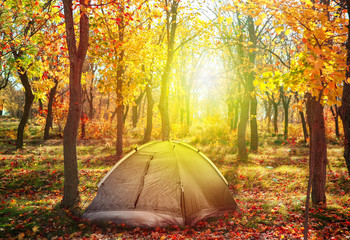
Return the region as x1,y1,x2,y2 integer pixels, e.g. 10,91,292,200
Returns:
218,16,224,24
285,29,291,36
255,12,266,26
226,17,233,25
276,26,284,35
33,226,39,233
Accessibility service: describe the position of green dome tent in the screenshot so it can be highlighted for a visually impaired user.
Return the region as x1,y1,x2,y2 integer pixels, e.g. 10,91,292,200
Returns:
82,141,238,227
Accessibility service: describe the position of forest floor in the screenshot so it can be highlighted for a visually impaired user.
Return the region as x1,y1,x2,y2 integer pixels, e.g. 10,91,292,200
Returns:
0,116,349,239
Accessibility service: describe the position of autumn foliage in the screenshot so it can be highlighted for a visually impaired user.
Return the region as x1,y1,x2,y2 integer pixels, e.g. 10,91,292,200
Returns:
0,0,350,239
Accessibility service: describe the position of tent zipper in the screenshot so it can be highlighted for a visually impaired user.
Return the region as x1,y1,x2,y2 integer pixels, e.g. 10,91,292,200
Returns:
133,154,154,208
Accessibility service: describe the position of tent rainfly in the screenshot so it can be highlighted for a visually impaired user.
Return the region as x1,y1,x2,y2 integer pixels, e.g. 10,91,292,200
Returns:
82,141,238,227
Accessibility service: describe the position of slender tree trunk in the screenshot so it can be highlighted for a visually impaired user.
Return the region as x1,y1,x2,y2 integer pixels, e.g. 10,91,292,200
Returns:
115,6,125,159
61,0,90,209
299,110,309,143
233,101,239,130
123,105,129,124
38,99,44,116
98,93,102,118
143,82,154,143
340,84,350,176
331,106,340,138
273,103,278,135
238,95,249,160
339,6,350,175
281,90,291,140
116,55,124,159
88,91,94,120
16,70,34,149
12,49,35,149
247,15,258,152
334,115,340,138
81,110,86,139
132,91,144,128
132,106,138,128
110,107,117,123
263,99,272,133
284,107,289,140
159,1,179,141
44,80,58,140
306,95,327,205
250,95,258,151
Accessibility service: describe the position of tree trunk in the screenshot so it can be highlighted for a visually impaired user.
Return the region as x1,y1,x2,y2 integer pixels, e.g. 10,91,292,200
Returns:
132,91,144,128
44,80,58,140
61,0,90,209
273,103,278,135
281,90,291,140
284,107,289,140
16,70,34,149
110,107,117,123
123,105,129,124
39,99,44,116
250,95,258,151
238,95,249,160
159,1,179,141
299,110,309,143
233,101,239,130
331,106,340,138
12,49,35,149
337,0,350,177
116,56,124,159
87,79,94,120
263,100,271,133
306,95,327,205
247,15,258,152
115,6,126,159
132,105,138,128
81,110,86,139
339,84,350,176
143,82,154,143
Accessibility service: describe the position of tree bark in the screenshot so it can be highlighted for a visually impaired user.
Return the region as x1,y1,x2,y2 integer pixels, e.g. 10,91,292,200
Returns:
338,0,350,177
16,70,34,149
61,0,90,209
115,7,125,159
44,80,58,140
38,99,44,116
299,110,309,143
123,105,129,124
159,1,179,141
263,99,272,133
250,95,258,151
247,15,258,152
306,95,327,205
281,90,291,140
233,101,239,130
132,91,144,128
238,95,249,160
331,105,340,138
116,50,124,159
339,85,350,176
273,103,278,135
143,82,154,143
